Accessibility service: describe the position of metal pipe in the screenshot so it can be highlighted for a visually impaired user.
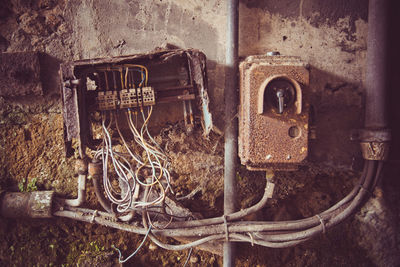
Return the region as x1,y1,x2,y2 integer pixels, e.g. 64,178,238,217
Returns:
63,174,86,207
92,174,112,213
62,158,88,207
365,0,389,129
89,159,112,213
0,191,54,218
224,0,239,266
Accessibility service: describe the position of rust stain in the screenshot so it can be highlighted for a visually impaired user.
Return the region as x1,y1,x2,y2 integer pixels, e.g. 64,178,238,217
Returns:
238,55,310,171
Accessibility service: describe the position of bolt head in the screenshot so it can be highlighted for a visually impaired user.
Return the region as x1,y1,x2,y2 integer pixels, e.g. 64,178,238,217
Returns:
266,51,280,56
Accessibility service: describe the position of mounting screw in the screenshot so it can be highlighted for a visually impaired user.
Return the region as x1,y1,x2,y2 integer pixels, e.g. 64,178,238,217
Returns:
266,154,272,160
63,79,80,88
286,155,291,160
266,51,280,56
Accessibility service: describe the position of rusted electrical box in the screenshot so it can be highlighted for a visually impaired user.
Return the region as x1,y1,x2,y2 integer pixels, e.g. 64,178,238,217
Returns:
238,55,310,171
60,49,213,157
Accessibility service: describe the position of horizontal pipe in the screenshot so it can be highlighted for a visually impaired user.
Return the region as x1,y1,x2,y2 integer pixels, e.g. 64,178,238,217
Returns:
0,191,54,218
52,161,378,244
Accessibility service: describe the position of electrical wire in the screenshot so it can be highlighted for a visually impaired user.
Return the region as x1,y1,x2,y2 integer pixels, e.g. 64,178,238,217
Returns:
57,63,385,254
55,160,381,250
112,225,152,263
93,64,171,216
183,248,193,267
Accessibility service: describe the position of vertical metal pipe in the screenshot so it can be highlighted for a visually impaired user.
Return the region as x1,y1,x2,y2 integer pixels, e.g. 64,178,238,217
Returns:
365,0,389,129
224,0,238,266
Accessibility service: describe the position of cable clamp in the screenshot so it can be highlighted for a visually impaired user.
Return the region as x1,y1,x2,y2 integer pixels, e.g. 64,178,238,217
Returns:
91,210,98,223
247,232,254,246
357,128,391,160
266,181,275,199
223,215,229,241
316,214,326,234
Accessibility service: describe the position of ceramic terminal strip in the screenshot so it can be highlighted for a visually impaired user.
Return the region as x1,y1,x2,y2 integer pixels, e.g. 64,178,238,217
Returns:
97,91,118,110
97,87,155,111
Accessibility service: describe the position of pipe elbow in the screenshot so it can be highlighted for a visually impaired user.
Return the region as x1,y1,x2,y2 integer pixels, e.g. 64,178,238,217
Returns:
63,174,86,207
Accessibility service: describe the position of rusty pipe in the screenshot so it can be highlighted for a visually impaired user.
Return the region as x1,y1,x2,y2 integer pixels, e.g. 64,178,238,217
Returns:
0,191,54,218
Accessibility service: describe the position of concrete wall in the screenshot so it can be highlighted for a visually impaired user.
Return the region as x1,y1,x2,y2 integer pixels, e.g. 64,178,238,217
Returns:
1,0,370,167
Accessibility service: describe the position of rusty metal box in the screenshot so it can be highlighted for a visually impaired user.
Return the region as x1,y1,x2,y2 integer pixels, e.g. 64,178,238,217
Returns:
59,49,213,157
239,55,310,171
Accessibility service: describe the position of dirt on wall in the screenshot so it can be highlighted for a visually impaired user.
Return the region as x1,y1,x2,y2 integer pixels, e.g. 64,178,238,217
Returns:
0,0,399,266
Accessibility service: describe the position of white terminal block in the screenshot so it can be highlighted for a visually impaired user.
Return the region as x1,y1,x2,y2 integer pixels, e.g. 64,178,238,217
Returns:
97,87,155,110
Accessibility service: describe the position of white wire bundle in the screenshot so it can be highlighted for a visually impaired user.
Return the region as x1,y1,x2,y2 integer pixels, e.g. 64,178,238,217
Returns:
94,107,172,214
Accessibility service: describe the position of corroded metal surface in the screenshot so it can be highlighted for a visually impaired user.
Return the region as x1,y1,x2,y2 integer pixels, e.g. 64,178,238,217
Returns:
360,142,390,160
88,161,102,176
0,52,42,96
239,55,310,170
188,51,213,135
0,191,54,218
357,128,391,160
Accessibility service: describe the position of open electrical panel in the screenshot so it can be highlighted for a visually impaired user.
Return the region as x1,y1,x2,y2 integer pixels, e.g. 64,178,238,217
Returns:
57,49,214,224
60,49,213,157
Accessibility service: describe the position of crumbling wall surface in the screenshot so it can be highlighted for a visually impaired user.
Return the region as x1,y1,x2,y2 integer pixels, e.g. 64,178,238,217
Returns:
0,0,399,266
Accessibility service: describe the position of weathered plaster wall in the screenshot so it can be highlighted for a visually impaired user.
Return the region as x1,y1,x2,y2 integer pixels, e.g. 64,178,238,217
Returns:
0,0,399,266
1,0,370,168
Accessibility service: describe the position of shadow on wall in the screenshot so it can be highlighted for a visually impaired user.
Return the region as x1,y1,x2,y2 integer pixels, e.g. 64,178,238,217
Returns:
387,0,400,160
39,53,61,96
237,0,368,169
308,67,364,169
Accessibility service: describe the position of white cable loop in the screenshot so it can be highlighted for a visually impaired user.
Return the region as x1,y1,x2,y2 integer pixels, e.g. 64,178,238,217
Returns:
98,102,171,214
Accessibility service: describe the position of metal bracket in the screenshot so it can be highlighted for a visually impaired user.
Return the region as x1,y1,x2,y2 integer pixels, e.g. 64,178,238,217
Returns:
357,128,391,160
63,79,81,88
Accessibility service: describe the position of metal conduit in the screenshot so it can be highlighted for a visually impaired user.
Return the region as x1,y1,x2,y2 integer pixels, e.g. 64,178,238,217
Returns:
365,0,389,129
224,0,239,266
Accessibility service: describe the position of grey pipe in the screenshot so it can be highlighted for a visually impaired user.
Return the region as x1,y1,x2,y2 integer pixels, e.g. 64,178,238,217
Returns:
63,174,86,207
92,174,112,213
365,0,389,128
224,0,239,266
1,191,54,218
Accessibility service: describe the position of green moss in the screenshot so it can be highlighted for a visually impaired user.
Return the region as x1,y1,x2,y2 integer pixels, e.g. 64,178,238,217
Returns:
18,177,38,192
27,178,38,192
7,111,27,125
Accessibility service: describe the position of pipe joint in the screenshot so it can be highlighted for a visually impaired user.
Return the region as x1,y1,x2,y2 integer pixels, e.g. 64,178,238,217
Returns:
75,158,89,175
358,128,391,161
88,160,102,176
